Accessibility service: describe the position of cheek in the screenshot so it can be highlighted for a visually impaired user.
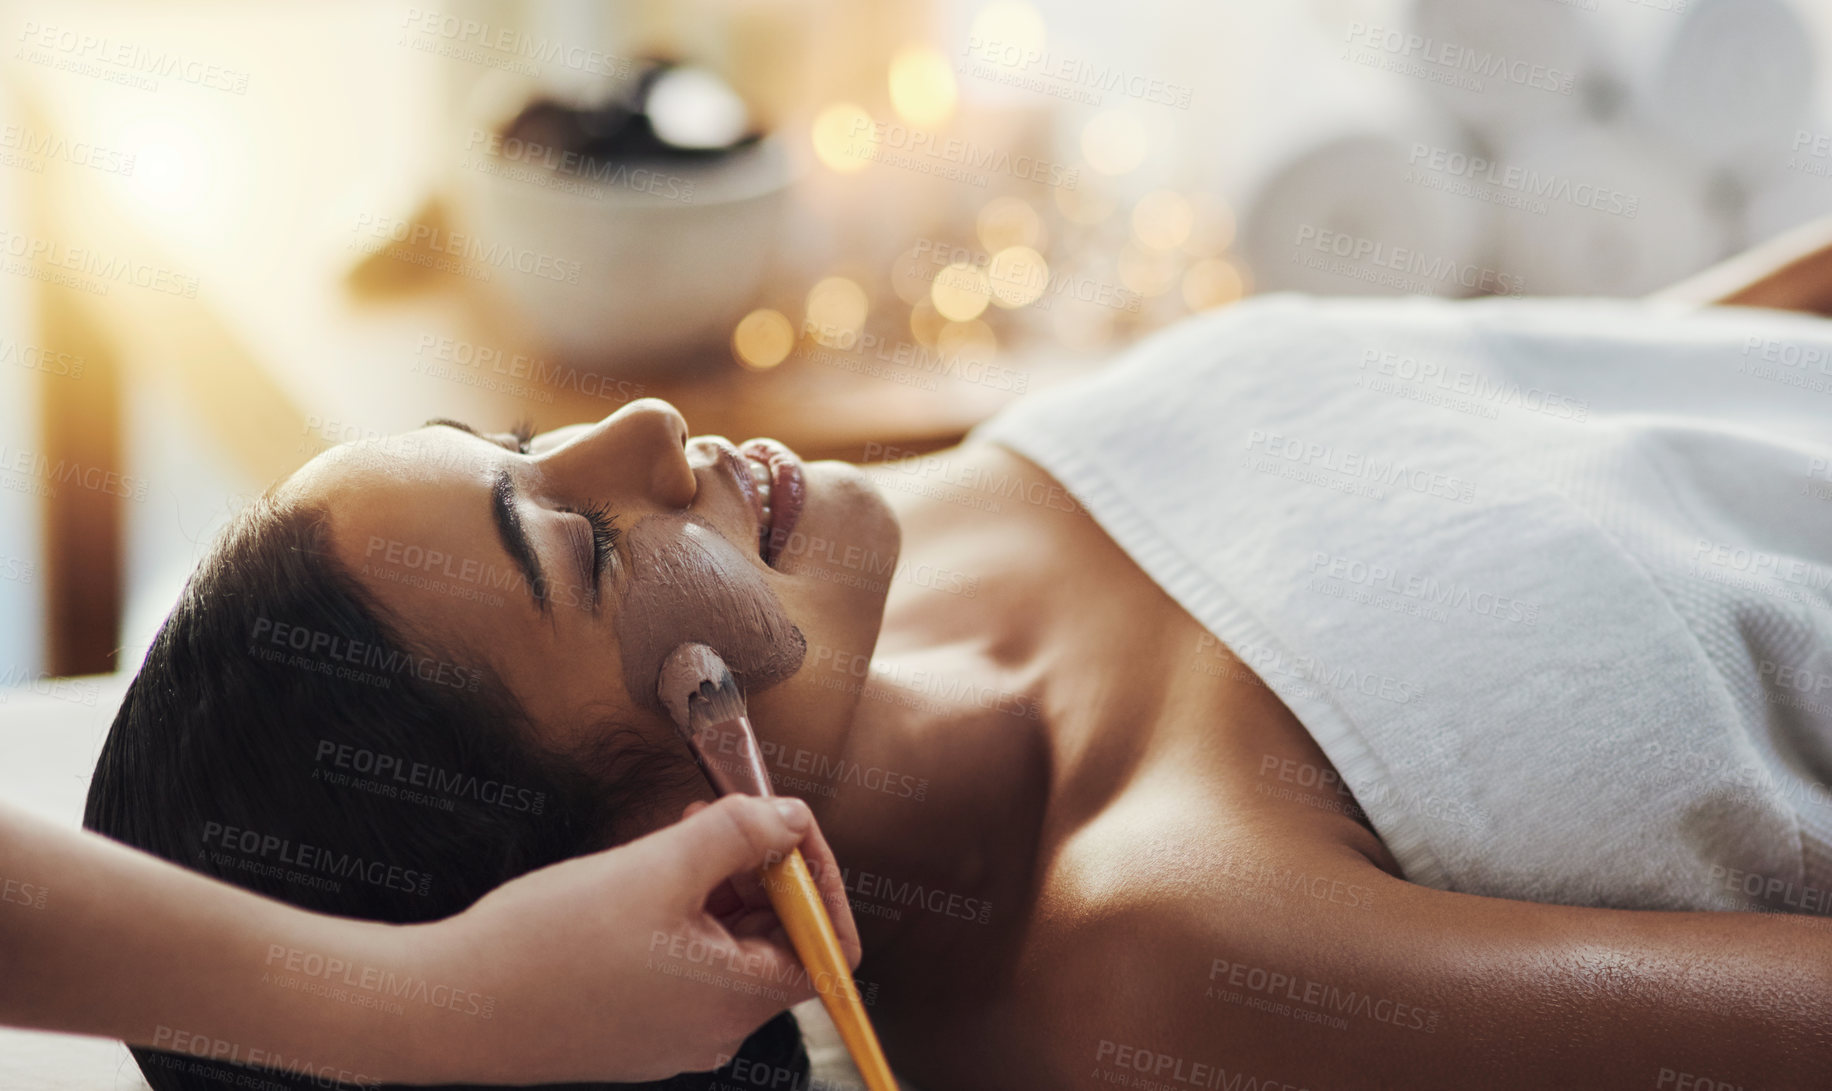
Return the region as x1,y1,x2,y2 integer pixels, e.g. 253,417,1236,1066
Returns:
618,517,806,712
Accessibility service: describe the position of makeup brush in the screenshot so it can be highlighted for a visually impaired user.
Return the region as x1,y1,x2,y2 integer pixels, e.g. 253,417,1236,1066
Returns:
658,642,898,1091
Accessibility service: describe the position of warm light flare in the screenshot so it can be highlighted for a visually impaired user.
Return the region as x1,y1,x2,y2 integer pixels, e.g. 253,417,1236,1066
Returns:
732,308,796,369
1181,258,1247,311
988,246,1048,308
931,261,991,321
969,3,1047,57
977,196,1043,251
889,45,958,127
805,276,869,346
811,102,875,173
1132,190,1194,252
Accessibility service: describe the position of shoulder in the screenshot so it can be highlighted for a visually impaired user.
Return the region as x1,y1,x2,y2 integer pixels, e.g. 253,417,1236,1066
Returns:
979,826,1406,1087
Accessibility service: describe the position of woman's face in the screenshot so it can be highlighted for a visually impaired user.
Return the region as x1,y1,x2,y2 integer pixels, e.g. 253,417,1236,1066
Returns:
281,399,898,829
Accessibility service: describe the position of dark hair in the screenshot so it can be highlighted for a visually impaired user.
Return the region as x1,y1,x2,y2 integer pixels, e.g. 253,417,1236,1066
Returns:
83,495,807,1091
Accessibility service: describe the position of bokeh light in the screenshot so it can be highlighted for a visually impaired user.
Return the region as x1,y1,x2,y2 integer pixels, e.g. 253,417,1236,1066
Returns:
1117,243,1179,296
889,45,958,128
731,308,796,369
1181,258,1247,311
977,196,1044,252
988,246,1049,308
1132,190,1194,252
805,276,869,346
969,2,1047,56
811,102,875,172
910,298,947,346
890,246,938,306
937,318,998,364
1055,183,1116,225
931,261,992,321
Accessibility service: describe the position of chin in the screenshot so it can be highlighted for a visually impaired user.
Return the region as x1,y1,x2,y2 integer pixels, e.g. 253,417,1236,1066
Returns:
773,460,900,582
763,460,898,694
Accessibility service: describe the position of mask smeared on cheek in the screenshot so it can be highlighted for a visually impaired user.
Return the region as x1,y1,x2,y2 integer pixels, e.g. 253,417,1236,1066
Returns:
618,515,807,714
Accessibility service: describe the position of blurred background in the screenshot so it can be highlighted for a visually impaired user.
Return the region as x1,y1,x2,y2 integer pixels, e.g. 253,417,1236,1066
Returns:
1,0,1830,685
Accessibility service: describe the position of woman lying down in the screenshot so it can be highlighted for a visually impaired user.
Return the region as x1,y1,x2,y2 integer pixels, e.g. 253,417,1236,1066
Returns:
87,228,1832,1090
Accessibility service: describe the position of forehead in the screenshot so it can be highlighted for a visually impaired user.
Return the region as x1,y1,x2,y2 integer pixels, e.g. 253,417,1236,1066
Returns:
287,426,487,494
282,427,488,549
275,426,639,737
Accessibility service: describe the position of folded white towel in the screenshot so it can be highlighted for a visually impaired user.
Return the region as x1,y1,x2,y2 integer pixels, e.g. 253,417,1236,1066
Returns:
974,294,1832,914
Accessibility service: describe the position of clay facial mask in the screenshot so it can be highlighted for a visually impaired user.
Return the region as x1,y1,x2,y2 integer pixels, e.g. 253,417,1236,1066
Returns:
618,514,806,712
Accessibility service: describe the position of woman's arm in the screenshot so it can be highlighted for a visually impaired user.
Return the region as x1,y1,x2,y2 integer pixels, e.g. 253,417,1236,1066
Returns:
0,795,860,1086
1030,839,1831,1090
1653,215,1832,314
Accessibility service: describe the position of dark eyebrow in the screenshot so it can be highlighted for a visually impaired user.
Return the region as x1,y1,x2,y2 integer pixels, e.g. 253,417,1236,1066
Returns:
426,417,482,439
491,468,547,614
430,419,546,611
428,417,535,454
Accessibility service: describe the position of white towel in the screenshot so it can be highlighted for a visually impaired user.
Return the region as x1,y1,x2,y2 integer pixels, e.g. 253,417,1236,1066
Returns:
972,294,1832,914
1592,0,1817,175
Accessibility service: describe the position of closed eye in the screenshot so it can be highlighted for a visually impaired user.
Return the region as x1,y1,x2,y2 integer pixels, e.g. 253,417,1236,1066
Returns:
563,502,621,590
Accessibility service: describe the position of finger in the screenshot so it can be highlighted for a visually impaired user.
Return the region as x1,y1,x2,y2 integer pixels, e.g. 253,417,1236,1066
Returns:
789,806,864,969
724,932,818,1008
724,861,772,914
723,905,784,941
660,795,811,904
704,878,746,920
683,795,773,911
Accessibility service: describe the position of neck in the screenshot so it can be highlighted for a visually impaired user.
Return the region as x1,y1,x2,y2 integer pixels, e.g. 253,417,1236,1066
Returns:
773,444,1108,1000
798,620,1054,995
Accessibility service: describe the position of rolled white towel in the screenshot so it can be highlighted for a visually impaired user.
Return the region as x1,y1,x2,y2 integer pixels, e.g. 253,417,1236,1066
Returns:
1742,149,1832,249
1488,122,1729,295
1239,131,1498,298
1592,0,1816,175
1399,0,1597,138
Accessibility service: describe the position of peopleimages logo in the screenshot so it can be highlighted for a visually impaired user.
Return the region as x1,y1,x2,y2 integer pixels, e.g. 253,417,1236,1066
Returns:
0,227,199,297
313,740,546,815
249,616,484,692
263,944,494,1019
350,213,582,283
0,444,149,501
1293,225,1523,296
200,821,433,897
845,116,1081,189
1208,956,1442,1033
465,128,696,202
1343,22,1577,95
1406,143,1639,219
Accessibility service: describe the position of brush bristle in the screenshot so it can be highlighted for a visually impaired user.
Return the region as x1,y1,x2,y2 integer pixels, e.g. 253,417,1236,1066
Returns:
657,642,747,732
685,671,748,730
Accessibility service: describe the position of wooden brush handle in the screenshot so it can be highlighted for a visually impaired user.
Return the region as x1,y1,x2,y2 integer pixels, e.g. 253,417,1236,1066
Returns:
759,847,898,1091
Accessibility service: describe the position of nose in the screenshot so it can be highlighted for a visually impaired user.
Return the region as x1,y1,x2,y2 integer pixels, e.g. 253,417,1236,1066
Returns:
536,398,696,510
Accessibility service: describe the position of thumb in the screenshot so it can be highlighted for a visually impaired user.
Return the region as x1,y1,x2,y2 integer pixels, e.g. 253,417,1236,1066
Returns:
660,795,813,902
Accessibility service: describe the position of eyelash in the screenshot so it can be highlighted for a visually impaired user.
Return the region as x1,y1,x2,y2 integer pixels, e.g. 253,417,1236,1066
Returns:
570,501,621,580
493,419,615,581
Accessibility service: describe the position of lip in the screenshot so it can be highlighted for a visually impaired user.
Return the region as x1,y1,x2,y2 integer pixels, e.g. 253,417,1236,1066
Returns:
707,439,767,545
740,438,804,567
